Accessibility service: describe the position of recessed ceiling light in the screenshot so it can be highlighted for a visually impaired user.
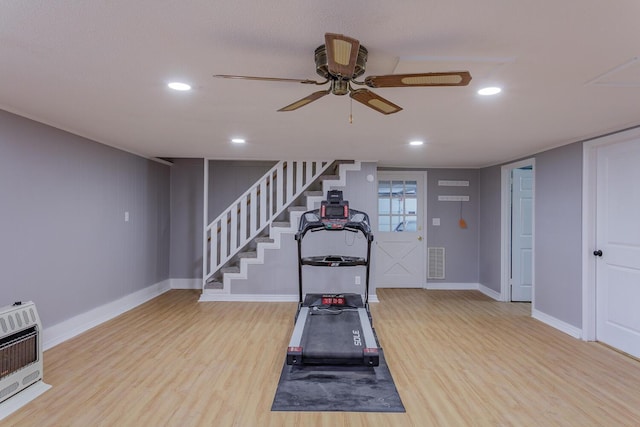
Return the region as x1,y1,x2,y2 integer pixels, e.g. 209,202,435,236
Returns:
409,140,424,146
231,138,246,144
478,86,502,96
168,82,191,91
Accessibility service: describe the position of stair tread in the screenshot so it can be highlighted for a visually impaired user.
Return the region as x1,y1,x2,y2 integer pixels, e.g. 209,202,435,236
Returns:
271,221,290,228
254,237,274,243
319,175,339,181
238,251,257,258
205,281,223,290
287,206,308,212
221,266,240,273
304,190,323,197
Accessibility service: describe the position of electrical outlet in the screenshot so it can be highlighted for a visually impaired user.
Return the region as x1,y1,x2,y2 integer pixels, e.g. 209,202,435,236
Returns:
355,276,361,285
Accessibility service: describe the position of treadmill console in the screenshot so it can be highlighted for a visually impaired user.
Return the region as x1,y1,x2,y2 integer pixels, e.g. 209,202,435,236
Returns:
296,190,373,239
320,190,349,230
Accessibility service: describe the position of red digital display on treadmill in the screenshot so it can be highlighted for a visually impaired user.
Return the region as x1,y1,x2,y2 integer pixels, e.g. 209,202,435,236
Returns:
321,296,345,305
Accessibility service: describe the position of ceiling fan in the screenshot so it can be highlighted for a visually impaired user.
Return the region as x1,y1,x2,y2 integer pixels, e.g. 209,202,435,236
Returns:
214,33,472,115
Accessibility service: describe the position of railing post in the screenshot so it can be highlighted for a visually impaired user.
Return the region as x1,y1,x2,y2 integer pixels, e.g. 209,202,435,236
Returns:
276,162,284,213
260,179,267,227
287,161,294,202
250,187,257,234
240,196,248,245
296,161,303,195
230,202,238,255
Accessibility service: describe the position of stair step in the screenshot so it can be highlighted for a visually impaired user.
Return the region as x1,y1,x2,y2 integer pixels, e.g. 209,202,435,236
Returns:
287,205,307,212
254,237,275,244
304,190,323,197
221,266,240,274
319,175,339,181
205,281,223,290
238,251,257,259
271,221,290,228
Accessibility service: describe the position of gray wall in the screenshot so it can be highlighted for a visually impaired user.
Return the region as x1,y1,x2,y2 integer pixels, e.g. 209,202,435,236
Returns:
478,165,502,292
0,109,170,327
208,160,276,223
534,142,583,326
477,142,583,327
426,169,480,283
169,158,203,279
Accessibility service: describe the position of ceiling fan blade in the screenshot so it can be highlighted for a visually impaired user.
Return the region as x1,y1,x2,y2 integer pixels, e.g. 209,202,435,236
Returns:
364,71,472,88
213,74,323,85
278,90,331,112
324,33,360,78
350,89,403,115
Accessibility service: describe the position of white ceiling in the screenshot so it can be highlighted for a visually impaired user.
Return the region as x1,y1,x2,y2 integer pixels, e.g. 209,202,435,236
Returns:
2,1,640,168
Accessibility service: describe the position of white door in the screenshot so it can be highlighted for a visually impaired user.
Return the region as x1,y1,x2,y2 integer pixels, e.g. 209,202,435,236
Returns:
511,168,533,302
596,138,640,358
375,172,426,288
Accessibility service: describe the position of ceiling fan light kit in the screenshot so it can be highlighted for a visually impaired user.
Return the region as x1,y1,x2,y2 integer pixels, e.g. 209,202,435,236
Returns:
214,33,472,115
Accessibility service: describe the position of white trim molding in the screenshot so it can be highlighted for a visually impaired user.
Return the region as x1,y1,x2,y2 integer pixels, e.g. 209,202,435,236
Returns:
43,279,171,350
199,292,380,303
478,284,501,300
199,293,299,302
532,309,582,339
500,158,536,303
425,282,480,290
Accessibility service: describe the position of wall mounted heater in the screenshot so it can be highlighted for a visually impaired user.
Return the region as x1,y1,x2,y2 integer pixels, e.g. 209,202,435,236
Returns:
0,301,50,419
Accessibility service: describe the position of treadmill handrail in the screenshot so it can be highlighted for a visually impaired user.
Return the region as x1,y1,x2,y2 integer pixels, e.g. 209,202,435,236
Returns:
295,207,374,304
295,208,373,241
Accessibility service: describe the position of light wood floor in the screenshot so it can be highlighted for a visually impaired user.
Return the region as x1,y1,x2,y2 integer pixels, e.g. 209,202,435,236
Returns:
6,289,640,426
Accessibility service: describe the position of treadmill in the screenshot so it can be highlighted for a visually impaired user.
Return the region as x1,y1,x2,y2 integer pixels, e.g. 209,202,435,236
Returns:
286,190,379,367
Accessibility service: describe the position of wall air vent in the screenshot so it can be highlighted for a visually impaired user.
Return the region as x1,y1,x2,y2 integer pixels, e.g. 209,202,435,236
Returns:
427,247,445,279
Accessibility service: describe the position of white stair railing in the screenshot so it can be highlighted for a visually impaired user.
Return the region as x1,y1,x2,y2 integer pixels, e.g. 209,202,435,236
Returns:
204,160,332,285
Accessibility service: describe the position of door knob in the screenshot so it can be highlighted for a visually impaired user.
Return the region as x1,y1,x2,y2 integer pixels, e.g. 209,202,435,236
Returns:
593,250,603,257
418,236,423,241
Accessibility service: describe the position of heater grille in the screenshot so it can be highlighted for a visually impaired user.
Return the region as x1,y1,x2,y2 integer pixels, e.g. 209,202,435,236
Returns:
0,302,44,406
0,327,38,381
427,247,445,279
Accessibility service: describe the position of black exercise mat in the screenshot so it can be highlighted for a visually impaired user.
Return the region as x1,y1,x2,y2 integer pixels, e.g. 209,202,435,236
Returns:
271,349,405,412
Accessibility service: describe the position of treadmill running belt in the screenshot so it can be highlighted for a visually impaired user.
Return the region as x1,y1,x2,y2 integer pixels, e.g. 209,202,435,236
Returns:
301,310,364,363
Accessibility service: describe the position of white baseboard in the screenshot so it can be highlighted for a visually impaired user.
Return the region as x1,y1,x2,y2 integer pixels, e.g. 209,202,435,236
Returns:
199,292,299,302
0,380,52,421
170,278,201,289
199,292,380,303
43,279,171,350
478,284,501,300
425,282,480,290
532,309,582,339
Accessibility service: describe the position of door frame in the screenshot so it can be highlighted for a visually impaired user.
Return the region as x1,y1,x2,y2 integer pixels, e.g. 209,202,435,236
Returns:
500,158,535,302
582,125,640,341
375,170,428,288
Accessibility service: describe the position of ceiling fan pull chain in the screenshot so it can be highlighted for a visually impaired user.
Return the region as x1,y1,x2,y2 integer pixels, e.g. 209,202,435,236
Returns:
349,97,353,124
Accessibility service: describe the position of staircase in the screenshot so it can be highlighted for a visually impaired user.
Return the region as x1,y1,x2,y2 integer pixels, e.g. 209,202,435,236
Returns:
200,160,361,300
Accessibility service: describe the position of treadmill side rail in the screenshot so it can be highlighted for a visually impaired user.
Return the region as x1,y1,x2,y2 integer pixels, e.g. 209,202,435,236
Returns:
358,308,380,366
287,307,310,365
